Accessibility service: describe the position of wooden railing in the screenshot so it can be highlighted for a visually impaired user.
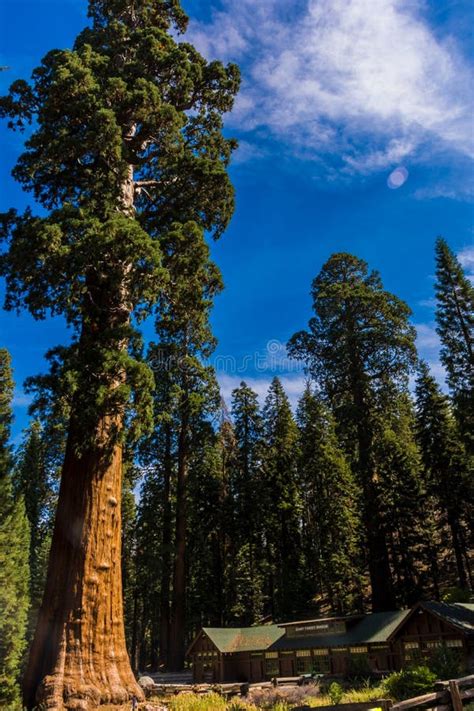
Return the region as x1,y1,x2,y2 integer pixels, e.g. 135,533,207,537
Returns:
387,674,474,711
292,674,474,711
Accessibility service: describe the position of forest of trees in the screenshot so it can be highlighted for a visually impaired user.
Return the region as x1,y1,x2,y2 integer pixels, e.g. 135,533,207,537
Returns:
0,0,472,709
1,238,473,706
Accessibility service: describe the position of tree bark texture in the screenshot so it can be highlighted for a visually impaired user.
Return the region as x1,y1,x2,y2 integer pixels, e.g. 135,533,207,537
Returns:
23,427,143,709
23,162,142,709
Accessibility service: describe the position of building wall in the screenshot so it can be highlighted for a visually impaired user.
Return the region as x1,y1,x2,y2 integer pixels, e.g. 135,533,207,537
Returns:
391,609,470,671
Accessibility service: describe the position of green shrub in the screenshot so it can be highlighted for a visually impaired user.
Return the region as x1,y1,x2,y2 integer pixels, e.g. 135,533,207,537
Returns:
169,691,228,711
428,645,464,680
383,666,437,701
328,682,344,705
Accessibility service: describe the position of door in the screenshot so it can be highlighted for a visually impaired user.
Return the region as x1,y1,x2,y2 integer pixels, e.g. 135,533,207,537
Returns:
279,657,294,677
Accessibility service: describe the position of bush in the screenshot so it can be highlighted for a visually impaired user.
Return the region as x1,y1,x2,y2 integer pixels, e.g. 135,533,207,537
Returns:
328,682,344,705
383,667,437,701
428,645,464,680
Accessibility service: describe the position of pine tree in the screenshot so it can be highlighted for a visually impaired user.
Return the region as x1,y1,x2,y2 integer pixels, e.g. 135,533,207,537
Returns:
296,386,362,614
0,0,239,705
13,421,54,640
261,377,303,620
0,349,30,708
434,237,474,450
226,382,268,623
415,362,473,591
150,221,223,671
289,253,417,611
374,393,431,605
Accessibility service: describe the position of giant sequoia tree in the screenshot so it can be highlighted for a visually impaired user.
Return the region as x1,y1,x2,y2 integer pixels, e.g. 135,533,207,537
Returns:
0,0,239,706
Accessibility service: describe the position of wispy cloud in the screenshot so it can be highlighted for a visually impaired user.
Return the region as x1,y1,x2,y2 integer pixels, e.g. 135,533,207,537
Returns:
188,0,473,174
218,372,307,411
458,245,474,283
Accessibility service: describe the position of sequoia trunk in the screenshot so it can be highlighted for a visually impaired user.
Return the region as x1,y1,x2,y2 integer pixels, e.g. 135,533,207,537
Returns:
23,421,143,709
23,163,142,709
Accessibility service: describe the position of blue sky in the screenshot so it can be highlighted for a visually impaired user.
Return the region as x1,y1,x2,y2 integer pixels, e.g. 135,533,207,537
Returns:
1,0,473,439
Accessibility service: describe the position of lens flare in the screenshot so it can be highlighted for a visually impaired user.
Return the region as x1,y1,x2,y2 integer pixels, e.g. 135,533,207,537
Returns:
387,166,409,189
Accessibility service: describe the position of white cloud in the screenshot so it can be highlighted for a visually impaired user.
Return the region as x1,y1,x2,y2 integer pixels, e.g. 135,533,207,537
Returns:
218,372,307,411
188,0,473,172
415,322,440,351
458,245,474,281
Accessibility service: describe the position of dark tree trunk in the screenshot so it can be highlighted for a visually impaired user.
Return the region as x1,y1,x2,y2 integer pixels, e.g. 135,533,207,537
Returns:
168,410,189,672
159,424,173,669
447,508,468,589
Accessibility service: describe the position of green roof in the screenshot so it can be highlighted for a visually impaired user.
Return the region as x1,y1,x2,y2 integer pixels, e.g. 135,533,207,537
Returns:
421,602,474,634
272,610,410,651
202,625,285,653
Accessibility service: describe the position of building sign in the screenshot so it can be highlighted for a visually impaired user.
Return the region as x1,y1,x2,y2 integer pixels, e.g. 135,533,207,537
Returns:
286,620,346,638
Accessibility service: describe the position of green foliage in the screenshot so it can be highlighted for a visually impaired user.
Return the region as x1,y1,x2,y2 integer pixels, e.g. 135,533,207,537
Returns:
415,362,472,590
434,237,474,449
328,682,344,704
289,253,418,611
169,691,228,711
0,349,30,707
441,587,472,603
428,645,465,680
0,0,240,452
383,667,437,701
297,386,363,614
261,377,303,619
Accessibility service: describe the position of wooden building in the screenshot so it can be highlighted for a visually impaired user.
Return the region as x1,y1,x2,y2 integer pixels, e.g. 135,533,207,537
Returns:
187,602,474,683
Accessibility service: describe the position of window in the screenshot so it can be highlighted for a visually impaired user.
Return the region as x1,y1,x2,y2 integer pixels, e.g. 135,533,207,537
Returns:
332,647,347,653
251,652,263,658
296,650,311,657
350,646,368,654
446,639,463,648
404,642,420,650
313,651,331,673
296,655,313,674
265,657,279,677
424,641,442,650
265,652,278,659
280,651,294,656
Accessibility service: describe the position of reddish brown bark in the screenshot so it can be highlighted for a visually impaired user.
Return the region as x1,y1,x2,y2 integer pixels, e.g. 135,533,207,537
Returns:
23,424,143,710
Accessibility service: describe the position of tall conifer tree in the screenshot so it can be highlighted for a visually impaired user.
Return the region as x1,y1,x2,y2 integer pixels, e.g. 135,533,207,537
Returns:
0,349,30,708
289,254,417,611
415,362,473,591
14,421,54,640
296,386,362,614
0,0,239,704
434,237,474,450
261,377,303,619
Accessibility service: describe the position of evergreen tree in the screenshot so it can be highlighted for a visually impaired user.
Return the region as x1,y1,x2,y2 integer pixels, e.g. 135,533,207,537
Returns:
150,221,223,671
289,253,417,611
0,349,30,708
228,382,267,623
296,386,362,614
0,0,239,704
415,362,473,591
434,237,474,450
261,377,303,620
13,421,54,640
374,393,430,605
